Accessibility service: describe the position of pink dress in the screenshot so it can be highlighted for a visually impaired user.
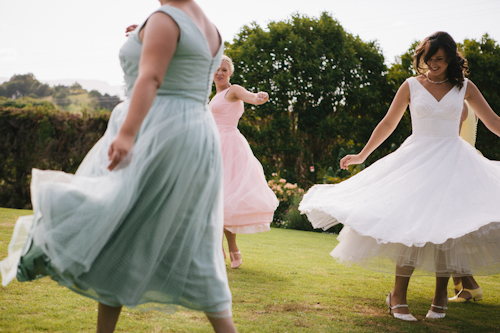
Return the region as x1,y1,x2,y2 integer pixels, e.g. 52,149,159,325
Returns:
209,87,279,233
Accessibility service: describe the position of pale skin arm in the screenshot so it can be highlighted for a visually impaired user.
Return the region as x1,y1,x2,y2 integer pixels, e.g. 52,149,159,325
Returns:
225,84,269,105
340,81,410,170
107,13,180,171
465,80,500,136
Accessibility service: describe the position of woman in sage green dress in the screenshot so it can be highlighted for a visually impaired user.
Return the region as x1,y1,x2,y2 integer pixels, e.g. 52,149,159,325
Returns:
0,1,236,332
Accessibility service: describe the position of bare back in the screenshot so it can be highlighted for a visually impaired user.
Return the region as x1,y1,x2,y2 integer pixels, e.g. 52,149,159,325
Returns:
169,1,221,57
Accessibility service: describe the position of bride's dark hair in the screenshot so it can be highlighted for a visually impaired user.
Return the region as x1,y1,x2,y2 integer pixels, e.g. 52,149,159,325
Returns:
413,31,469,89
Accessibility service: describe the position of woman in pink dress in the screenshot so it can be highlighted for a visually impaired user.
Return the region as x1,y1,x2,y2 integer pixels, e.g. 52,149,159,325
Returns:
209,55,279,269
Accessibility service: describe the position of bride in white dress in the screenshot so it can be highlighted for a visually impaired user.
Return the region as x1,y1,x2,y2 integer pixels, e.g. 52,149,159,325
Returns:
299,31,500,321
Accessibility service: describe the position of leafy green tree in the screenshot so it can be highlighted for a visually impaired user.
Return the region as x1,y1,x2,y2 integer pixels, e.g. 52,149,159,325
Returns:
89,90,121,111
0,73,53,98
224,12,394,186
461,34,500,159
53,87,71,107
386,41,418,88
34,83,52,97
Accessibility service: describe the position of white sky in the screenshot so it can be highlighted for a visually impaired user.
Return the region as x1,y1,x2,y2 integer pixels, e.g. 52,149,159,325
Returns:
0,0,499,86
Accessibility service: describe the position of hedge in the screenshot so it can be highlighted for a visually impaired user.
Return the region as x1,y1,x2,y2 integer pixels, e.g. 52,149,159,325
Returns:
0,107,109,208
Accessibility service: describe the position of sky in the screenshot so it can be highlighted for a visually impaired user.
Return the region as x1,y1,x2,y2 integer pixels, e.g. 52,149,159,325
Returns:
0,0,499,89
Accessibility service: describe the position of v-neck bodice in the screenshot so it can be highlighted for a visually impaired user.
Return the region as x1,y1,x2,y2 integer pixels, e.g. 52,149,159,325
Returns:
119,5,223,103
408,76,468,137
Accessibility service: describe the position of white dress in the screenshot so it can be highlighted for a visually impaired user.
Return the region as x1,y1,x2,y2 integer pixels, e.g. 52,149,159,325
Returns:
299,77,500,277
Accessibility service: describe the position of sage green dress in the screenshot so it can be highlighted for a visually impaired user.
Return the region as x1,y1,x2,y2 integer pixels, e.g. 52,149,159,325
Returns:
0,6,232,315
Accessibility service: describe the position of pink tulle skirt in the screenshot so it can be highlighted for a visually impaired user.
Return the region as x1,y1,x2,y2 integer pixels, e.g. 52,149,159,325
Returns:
219,125,279,234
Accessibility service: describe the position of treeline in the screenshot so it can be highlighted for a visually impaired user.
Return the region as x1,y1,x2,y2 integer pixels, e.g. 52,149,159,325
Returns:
0,73,121,111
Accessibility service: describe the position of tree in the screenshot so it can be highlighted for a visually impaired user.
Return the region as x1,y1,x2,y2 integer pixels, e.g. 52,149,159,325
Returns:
89,90,121,111
0,73,52,99
224,12,394,186
461,34,500,160
52,85,71,107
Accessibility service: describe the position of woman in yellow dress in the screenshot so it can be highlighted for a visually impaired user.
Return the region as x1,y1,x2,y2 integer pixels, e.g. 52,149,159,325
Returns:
450,101,484,303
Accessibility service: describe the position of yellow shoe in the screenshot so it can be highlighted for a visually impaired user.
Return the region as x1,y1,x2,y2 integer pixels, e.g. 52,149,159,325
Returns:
448,287,483,302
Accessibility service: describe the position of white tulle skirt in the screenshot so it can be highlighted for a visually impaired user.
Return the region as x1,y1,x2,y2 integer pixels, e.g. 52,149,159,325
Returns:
300,134,500,277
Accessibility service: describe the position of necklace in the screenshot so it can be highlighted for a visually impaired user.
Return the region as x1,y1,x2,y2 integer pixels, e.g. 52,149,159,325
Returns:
426,73,449,84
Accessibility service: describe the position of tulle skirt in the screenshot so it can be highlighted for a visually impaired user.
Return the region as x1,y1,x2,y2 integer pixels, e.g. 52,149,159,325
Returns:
0,96,232,315
300,134,500,277
218,125,278,234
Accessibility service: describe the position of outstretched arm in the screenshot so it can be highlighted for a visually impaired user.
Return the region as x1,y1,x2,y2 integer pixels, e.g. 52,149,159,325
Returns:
340,81,410,170
465,80,500,137
108,13,180,171
225,84,269,105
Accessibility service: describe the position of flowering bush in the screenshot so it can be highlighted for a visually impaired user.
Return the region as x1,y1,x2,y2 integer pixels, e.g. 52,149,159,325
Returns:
268,172,343,233
268,173,315,231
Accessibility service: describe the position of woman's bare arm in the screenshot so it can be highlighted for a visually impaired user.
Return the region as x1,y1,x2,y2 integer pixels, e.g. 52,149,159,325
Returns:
108,12,180,171
340,81,410,169
225,84,269,105
465,80,500,137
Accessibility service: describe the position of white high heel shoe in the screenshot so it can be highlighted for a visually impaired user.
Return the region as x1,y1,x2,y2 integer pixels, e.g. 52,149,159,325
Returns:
386,293,417,321
426,302,447,319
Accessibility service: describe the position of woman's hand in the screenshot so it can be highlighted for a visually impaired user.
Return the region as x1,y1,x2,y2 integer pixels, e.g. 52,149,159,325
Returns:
256,92,269,104
126,24,138,37
108,132,135,171
340,154,366,170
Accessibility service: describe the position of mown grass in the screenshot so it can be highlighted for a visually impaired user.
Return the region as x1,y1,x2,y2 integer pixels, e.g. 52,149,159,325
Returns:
1,207,499,332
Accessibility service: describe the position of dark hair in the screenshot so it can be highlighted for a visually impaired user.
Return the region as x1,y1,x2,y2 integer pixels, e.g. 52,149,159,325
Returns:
413,31,469,89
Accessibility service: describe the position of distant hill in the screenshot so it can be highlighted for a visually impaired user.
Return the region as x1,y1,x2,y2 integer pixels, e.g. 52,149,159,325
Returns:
0,77,126,100
0,74,122,113
42,79,126,101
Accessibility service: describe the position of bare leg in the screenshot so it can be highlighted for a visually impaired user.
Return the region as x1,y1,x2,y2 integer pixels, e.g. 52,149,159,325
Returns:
452,276,462,294
206,314,238,333
224,229,242,268
96,303,122,333
461,275,480,289
390,266,414,314
224,229,239,253
430,276,449,314
456,275,481,299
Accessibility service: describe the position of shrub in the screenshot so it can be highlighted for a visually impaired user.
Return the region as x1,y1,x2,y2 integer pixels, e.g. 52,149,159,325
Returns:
0,106,109,208
268,172,345,233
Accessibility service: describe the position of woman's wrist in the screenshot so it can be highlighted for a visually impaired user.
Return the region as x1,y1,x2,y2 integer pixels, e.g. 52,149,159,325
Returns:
117,127,137,139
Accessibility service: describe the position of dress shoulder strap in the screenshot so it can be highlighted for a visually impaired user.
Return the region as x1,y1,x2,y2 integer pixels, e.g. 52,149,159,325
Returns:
132,6,188,44
153,5,190,29
405,77,418,99
458,78,469,100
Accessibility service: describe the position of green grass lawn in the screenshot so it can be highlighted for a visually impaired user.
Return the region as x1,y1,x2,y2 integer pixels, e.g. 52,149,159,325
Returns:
1,207,499,332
